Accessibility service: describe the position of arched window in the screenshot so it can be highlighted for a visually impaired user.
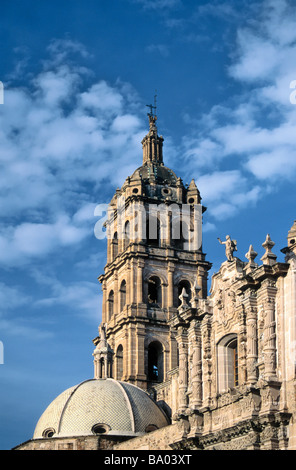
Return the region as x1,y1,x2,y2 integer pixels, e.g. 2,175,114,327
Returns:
148,341,163,382
112,232,118,260
120,280,126,311
124,221,130,250
116,345,123,380
171,209,192,250
107,290,114,320
177,280,191,307
146,215,160,247
100,357,105,379
148,276,162,306
217,334,239,392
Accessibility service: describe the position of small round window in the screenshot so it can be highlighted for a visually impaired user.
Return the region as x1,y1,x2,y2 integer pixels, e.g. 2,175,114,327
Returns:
133,188,139,194
92,424,110,435
42,428,55,438
161,187,171,197
145,424,158,433
188,197,195,204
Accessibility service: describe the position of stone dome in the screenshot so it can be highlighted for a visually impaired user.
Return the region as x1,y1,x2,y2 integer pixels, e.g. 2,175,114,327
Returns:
130,163,178,185
33,379,169,439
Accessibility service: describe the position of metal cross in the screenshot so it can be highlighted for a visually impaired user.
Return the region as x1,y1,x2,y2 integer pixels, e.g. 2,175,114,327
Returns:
146,92,157,117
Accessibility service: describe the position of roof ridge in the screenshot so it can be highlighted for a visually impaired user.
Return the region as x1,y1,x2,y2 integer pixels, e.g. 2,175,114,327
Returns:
57,379,94,434
109,379,136,433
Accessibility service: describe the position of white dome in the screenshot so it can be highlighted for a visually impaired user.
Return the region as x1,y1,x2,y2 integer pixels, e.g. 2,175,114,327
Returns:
33,379,169,439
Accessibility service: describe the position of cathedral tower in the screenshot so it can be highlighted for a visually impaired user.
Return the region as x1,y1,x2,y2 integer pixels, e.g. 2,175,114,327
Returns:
94,110,211,390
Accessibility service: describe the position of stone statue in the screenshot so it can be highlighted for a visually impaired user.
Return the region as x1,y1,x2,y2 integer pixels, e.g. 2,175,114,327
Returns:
218,235,237,261
99,323,107,343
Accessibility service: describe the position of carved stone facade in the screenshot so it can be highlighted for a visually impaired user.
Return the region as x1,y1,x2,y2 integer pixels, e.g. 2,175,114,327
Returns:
15,115,296,451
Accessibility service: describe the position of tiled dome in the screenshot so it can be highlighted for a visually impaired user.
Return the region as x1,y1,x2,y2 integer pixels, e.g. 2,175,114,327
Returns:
130,164,178,185
33,379,169,439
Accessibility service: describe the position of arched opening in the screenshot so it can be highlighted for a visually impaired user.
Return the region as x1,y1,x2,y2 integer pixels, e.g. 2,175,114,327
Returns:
148,276,162,306
148,341,164,383
120,280,126,311
42,428,56,438
145,424,159,433
107,290,114,320
111,232,118,260
177,280,191,307
92,424,110,435
146,214,160,247
124,221,130,250
171,208,192,250
116,345,123,380
217,334,239,392
100,357,105,379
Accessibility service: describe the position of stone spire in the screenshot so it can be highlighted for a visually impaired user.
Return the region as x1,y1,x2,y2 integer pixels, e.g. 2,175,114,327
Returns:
141,108,164,165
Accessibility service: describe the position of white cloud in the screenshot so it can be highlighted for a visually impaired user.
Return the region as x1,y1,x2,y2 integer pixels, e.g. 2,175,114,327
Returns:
146,44,170,57
180,0,296,215
0,213,90,267
0,283,31,313
34,275,101,322
132,0,181,10
80,81,123,113
246,148,296,181
0,39,146,268
197,171,262,220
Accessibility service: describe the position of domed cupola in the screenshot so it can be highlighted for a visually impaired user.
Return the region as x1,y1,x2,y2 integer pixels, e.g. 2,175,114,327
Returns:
33,379,169,440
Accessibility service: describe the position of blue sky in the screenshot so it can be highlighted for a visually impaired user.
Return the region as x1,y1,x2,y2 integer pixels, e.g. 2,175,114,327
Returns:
0,0,296,449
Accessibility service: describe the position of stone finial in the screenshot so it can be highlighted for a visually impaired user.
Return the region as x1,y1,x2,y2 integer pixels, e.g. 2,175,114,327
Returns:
93,323,114,380
245,244,258,269
190,279,201,308
178,287,189,310
261,234,277,266
188,179,197,190
218,235,237,262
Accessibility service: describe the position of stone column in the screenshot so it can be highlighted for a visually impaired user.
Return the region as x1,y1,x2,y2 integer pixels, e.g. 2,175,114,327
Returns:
126,260,131,305
166,210,172,246
188,319,202,409
127,323,136,380
135,323,146,386
167,262,175,308
176,327,189,414
137,260,144,304
245,289,258,385
101,280,107,324
197,266,207,299
130,259,136,305
238,303,247,385
263,297,277,380
201,315,212,407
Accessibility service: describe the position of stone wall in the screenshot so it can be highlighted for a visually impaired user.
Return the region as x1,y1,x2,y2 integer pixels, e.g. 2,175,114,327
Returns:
14,435,128,451
113,422,188,451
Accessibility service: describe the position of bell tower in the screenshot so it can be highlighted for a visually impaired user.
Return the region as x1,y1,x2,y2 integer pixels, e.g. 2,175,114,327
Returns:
95,108,211,391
